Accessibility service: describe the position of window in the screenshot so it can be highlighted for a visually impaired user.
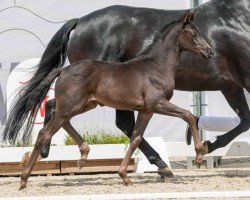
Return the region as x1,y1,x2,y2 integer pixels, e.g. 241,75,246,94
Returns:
191,0,201,8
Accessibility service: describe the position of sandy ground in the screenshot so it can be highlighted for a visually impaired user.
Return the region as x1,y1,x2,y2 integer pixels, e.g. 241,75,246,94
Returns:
0,156,249,198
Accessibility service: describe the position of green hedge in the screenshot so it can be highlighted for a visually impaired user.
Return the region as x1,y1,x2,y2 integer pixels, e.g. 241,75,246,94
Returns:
64,131,129,145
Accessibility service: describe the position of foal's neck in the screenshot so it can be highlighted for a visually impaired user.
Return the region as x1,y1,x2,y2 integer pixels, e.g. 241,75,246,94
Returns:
148,29,181,71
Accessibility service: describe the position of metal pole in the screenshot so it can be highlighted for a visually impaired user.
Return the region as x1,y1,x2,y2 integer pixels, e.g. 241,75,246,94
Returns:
191,0,205,140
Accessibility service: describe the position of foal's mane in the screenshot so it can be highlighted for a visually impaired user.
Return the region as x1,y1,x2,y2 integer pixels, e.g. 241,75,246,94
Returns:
138,19,179,56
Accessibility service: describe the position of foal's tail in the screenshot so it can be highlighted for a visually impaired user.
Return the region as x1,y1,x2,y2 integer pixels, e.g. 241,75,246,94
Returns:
2,18,78,145
3,69,62,144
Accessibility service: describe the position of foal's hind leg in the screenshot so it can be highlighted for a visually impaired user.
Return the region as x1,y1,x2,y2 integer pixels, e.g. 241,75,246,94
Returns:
21,100,55,168
63,122,90,169
62,102,97,169
118,111,153,185
20,115,65,190
153,99,205,166
39,99,94,169
21,99,87,168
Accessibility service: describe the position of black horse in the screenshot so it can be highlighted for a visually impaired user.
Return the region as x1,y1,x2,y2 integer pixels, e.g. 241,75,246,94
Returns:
3,0,250,177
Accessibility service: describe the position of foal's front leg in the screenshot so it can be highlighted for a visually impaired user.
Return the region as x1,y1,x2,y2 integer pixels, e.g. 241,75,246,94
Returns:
115,110,172,178
119,111,153,185
153,99,205,166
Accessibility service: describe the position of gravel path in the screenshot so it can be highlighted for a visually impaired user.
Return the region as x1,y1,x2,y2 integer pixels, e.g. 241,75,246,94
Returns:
0,156,249,198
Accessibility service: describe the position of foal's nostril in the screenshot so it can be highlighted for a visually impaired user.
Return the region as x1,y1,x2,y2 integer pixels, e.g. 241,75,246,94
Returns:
206,48,214,58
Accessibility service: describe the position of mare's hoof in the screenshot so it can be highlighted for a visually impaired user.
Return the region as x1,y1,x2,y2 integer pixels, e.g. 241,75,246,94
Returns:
203,140,212,155
77,159,86,169
157,167,174,179
185,126,192,145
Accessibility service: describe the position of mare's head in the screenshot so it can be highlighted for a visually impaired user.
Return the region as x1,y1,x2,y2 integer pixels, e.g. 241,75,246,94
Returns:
177,11,214,59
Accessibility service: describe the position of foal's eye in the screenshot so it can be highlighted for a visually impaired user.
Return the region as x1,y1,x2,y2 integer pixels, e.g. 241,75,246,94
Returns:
191,33,197,38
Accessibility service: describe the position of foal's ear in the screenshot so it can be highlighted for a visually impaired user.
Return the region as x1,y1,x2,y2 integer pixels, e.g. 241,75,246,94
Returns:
181,10,190,23
181,10,190,29
188,10,197,22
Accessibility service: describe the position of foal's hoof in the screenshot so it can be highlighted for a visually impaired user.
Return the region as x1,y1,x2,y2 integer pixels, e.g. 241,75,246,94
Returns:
20,152,31,169
19,184,27,191
194,153,203,169
195,163,201,169
19,179,27,191
124,179,133,186
157,167,174,179
20,172,29,190
203,140,212,155
77,159,86,169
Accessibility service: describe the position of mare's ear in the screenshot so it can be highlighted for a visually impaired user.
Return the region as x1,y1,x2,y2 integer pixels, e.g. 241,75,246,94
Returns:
189,10,197,22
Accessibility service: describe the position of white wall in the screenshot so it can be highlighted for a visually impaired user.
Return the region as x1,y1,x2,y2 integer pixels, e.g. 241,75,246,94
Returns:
1,0,194,145
7,1,242,147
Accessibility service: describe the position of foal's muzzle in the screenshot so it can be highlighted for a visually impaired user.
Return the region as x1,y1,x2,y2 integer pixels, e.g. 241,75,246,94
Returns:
201,47,214,59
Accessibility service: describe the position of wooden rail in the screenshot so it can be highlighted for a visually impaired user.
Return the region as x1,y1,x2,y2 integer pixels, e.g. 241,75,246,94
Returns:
0,158,135,176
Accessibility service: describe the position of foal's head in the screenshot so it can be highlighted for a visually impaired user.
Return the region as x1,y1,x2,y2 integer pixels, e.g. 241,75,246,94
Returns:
177,11,214,59
160,11,214,59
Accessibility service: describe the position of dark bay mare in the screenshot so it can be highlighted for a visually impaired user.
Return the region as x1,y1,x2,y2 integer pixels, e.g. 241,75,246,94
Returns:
2,0,250,177
16,12,212,189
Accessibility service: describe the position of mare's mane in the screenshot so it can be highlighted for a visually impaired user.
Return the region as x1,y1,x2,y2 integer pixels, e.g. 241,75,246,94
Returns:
138,19,180,56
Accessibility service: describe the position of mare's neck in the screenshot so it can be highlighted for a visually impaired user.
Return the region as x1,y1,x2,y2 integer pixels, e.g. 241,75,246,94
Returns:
199,0,249,22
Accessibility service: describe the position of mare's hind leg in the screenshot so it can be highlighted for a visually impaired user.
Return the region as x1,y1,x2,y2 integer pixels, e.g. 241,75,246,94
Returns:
204,89,250,153
20,114,65,190
118,111,153,185
116,110,172,178
40,99,55,158
153,99,205,166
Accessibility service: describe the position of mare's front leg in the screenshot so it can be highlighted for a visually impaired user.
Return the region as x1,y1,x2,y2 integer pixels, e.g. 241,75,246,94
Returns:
116,110,173,178
204,89,250,153
153,98,205,166
118,111,153,185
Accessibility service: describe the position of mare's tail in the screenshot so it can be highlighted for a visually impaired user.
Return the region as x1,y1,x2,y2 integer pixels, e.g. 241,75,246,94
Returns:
2,18,78,144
